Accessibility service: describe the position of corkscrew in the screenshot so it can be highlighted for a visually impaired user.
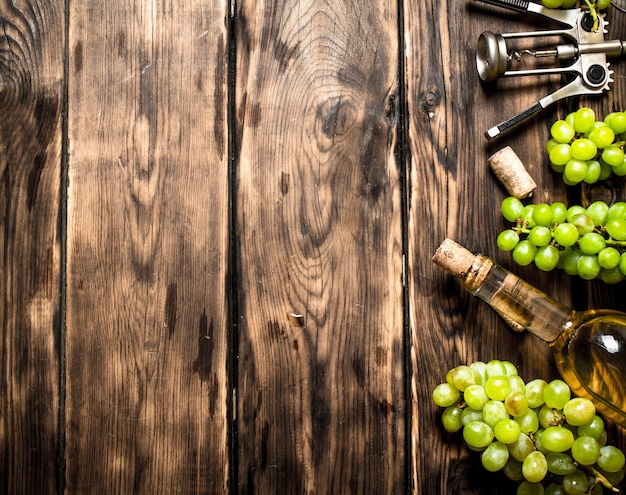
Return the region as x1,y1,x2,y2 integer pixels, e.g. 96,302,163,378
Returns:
474,0,626,139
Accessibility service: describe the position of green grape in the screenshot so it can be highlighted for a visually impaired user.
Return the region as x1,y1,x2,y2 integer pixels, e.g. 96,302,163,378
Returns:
495,418,522,444
570,435,600,465
534,245,560,272
546,138,559,154
545,483,566,495
522,205,537,228
566,205,586,223
551,202,568,223
446,365,476,391
549,143,572,166
561,469,590,495
517,481,545,495
606,111,626,133
620,252,626,276
538,405,565,428
570,213,595,235
469,361,487,385
461,406,483,426
527,226,552,247
573,107,596,134
600,266,625,284
599,159,613,180
577,414,604,439
551,119,575,143
532,203,553,226
505,391,529,417
563,159,588,184
570,138,597,161
563,397,596,426
509,432,535,462
597,445,626,472
464,384,489,410
608,201,626,219
513,240,537,266
485,376,511,401
543,379,571,409
595,0,612,8
432,382,461,407
588,123,615,148
553,223,579,247
578,232,605,255
504,458,524,481
541,0,563,7
515,408,539,434
561,249,581,276
583,160,601,184
613,157,626,176
481,440,509,472
482,399,509,428
586,200,609,226
486,359,507,378
497,229,520,251
525,379,547,408
503,361,518,377
600,466,624,486
546,452,577,475
463,420,494,449
577,254,601,280
441,405,463,432
509,375,525,394
542,426,575,453
601,145,624,167
522,450,548,483
606,217,626,240
502,196,525,222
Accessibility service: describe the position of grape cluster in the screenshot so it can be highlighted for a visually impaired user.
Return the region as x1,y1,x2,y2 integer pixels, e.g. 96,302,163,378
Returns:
547,107,626,185
432,360,625,494
497,196,626,283
540,0,610,19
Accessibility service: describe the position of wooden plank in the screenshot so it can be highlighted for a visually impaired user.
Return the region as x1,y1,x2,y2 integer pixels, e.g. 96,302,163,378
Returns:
234,0,406,492
65,1,230,492
0,2,64,493
403,0,597,492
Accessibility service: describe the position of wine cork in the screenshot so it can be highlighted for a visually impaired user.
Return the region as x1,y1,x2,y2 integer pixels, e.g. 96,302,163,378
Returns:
488,146,537,199
432,238,476,277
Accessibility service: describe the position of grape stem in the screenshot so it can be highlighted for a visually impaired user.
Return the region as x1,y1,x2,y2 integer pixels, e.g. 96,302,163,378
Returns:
582,0,600,32
581,463,620,492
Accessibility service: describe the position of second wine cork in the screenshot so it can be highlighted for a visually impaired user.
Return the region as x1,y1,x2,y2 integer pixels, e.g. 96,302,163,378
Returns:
488,146,537,199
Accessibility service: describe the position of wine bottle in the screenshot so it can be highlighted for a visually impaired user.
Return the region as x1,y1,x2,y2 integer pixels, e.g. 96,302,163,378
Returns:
432,238,626,429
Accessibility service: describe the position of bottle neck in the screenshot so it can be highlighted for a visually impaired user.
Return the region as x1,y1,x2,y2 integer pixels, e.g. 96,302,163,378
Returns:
463,256,573,343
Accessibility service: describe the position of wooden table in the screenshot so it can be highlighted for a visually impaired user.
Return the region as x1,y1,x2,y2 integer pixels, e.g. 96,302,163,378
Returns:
2,0,625,493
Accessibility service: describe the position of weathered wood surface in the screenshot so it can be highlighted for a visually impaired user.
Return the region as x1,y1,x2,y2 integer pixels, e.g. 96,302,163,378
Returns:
1,0,625,494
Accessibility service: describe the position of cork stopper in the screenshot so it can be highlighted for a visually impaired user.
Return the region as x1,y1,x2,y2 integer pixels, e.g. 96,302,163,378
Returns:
488,146,537,199
432,238,477,278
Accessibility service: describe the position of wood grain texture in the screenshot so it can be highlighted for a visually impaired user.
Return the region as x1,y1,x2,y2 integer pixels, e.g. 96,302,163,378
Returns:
65,1,230,492
0,1,64,493
235,0,406,492
404,0,626,492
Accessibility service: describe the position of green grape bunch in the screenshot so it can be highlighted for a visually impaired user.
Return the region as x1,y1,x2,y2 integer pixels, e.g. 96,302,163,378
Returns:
540,0,611,29
432,359,625,494
547,108,626,185
497,197,626,283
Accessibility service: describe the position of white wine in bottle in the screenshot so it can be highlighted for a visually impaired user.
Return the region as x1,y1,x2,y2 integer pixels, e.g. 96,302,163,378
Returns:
433,238,626,430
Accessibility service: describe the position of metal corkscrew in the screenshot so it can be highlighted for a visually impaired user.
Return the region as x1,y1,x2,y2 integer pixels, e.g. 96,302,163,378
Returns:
474,0,626,139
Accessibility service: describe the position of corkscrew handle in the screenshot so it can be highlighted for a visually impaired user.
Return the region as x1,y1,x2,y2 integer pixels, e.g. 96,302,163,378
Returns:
485,103,543,140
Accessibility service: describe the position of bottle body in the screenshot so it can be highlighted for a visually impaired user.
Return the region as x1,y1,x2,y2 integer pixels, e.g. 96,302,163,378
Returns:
551,311,626,428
